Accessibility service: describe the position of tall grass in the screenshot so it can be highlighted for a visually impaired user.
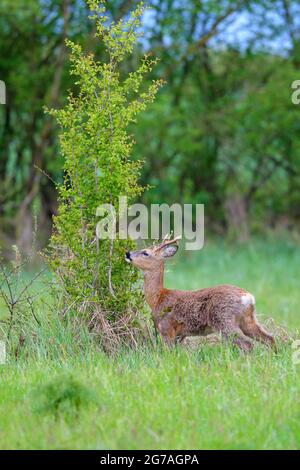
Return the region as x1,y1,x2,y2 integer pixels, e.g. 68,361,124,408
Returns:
0,346,299,449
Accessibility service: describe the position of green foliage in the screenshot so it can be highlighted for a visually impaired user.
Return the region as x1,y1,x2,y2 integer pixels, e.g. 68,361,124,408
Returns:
47,1,162,317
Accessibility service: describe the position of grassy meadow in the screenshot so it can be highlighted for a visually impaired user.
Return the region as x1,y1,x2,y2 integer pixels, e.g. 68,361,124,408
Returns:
0,237,300,450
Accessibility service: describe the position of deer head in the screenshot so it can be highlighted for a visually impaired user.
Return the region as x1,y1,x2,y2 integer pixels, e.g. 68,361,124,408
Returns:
125,235,181,271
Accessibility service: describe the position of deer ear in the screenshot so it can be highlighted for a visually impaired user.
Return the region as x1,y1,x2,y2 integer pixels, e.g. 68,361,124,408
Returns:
161,244,178,258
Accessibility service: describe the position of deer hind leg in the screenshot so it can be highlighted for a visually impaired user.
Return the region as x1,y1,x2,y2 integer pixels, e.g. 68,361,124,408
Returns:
240,306,276,349
221,324,254,352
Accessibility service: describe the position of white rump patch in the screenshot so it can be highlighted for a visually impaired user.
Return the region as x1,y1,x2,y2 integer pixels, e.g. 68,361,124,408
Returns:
241,293,255,307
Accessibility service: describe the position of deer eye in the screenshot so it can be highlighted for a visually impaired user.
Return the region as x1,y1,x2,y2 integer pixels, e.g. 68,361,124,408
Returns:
142,251,149,257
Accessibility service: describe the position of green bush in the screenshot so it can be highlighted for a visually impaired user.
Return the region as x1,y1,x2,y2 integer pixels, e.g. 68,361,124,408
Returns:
32,374,97,420
46,1,162,344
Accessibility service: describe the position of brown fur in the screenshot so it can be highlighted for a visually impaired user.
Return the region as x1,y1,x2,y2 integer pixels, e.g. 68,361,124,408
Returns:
126,240,276,352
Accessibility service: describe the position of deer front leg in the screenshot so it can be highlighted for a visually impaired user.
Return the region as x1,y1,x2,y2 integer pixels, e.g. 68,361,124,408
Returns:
157,317,183,347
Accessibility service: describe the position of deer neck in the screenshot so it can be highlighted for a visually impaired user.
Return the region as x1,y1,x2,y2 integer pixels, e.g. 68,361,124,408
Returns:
143,263,164,311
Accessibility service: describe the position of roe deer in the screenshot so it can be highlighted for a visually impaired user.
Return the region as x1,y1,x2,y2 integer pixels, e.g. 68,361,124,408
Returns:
125,236,275,352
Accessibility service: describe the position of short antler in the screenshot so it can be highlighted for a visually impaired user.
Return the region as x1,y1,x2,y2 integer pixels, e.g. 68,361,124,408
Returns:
154,234,182,252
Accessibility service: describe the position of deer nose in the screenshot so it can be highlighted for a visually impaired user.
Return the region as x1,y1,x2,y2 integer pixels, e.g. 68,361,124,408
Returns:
125,251,132,262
